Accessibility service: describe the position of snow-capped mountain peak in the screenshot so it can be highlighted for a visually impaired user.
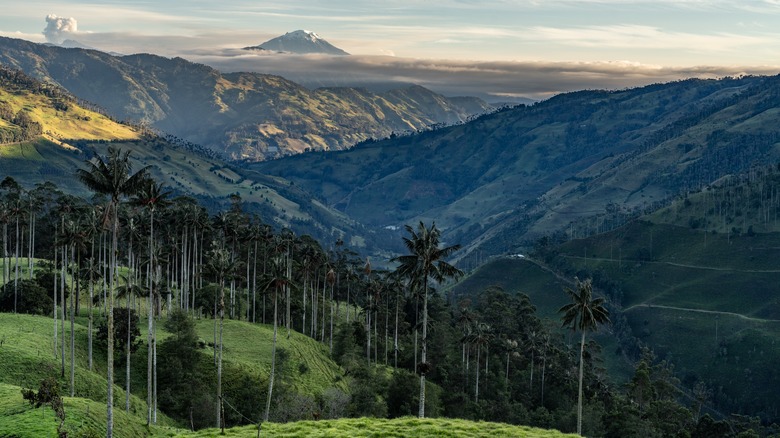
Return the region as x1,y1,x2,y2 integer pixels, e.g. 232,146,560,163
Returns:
245,30,349,56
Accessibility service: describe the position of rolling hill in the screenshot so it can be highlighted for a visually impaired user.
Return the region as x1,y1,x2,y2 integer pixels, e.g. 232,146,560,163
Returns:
452,206,780,424
0,36,491,161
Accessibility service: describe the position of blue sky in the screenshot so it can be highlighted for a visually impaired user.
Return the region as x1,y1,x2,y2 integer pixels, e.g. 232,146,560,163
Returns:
2,1,780,99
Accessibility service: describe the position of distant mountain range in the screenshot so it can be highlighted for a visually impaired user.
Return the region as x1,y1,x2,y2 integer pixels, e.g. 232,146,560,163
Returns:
245,30,349,55
0,36,490,160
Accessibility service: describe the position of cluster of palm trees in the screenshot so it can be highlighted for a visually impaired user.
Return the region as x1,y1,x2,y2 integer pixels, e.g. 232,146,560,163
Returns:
63,148,470,433
1,146,611,435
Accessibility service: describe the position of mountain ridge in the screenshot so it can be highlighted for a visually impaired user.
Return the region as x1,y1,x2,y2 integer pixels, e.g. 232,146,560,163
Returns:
250,74,780,261
0,36,490,161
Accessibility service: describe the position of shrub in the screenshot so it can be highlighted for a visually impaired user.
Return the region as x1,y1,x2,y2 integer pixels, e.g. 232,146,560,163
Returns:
0,279,52,315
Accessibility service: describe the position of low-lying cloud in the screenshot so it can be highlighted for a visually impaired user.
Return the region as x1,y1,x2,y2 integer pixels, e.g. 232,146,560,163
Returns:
189,50,780,101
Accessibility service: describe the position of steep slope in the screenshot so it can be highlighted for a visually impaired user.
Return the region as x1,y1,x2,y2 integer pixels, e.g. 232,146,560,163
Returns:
252,75,780,261
0,66,382,251
451,169,780,424
0,36,490,160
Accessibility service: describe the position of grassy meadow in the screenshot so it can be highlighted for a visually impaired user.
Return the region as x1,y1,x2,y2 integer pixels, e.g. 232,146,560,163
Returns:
171,417,579,438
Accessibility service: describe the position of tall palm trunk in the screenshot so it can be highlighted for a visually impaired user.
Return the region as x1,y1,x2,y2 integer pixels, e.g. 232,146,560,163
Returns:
576,330,586,436
14,213,19,313
475,343,480,402
286,249,292,338
264,286,279,422
541,353,547,406
252,241,258,323
53,239,58,359
147,211,154,426
28,210,34,280
329,282,334,354
61,243,66,378
419,280,428,418
70,244,76,397
89,240,95,371
216,277,225,429
107,205,118,438
394,294,399,368
302,271,308,336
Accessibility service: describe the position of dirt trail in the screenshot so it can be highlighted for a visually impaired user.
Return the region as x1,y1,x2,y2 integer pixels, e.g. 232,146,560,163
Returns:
623,303,780,323
562,255,780,273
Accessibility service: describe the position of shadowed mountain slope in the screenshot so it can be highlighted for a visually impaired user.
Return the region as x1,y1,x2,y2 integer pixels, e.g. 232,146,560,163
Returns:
252,75,780,261
0,36,490,161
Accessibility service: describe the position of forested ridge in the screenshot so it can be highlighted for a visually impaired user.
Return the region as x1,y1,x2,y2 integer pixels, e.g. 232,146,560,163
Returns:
0,147,776,437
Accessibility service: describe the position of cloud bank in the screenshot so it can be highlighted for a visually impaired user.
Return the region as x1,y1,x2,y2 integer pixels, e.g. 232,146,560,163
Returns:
190,50,780,101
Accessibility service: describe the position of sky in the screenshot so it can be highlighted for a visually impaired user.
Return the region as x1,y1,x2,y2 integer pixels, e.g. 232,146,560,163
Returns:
2,1,780,100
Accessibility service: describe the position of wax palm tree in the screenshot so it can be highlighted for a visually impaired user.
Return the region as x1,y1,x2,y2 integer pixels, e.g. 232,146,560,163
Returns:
59,217,90,397
202,244,240,430
471,322,492,403
76,147,149,438
558,277,610,436
392,221,462,418
261,254,294,422
131,180,170,426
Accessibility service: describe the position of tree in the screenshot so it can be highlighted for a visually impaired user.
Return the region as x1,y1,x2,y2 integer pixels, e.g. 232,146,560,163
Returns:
202,245,239,430
132,180,170,425
261,253,294,422
392,221,462,418
558,277,610,436
76,147,149,438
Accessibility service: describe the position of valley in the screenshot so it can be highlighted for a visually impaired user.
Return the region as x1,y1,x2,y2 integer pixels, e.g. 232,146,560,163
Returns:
1,34,780,437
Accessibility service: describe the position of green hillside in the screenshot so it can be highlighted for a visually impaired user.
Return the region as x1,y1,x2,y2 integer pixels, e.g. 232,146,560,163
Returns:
253,75,780,264
454,215,780,423
0,312,176,437
0,305,349,437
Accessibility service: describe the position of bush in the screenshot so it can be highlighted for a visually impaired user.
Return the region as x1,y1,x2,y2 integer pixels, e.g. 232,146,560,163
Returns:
95,307,141,357
158,310,215,429
0,279,52,315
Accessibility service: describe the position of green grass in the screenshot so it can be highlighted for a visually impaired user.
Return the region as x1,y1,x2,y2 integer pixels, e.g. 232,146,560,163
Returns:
171,417,579,438
0,88,140,142
0,312,576,438
0,382,173,438
0,312,178,437
192,318,347,396
451,257,571,319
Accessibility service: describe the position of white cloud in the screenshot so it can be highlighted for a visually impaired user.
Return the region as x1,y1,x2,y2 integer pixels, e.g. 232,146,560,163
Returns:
43,14,77,43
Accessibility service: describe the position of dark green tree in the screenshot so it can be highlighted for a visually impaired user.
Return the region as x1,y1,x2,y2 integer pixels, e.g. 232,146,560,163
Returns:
76,147,149,438
392,221,462,418
558,277,610,436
